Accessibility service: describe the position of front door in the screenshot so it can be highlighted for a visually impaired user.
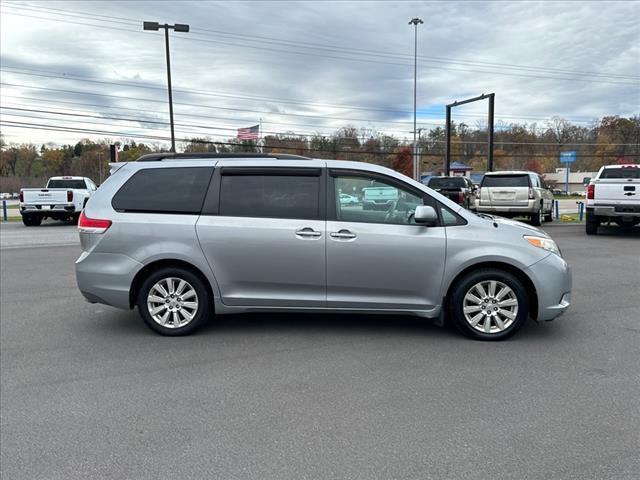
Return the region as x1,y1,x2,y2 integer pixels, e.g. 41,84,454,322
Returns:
326,170,447,310
196,166,326,307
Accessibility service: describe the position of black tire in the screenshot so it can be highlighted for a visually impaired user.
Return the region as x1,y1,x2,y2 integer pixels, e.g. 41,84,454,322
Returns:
136,267,211,336
449,268,530,341
72,213,80,224
585,210,599,235
530,206,543,226
22,214,42,226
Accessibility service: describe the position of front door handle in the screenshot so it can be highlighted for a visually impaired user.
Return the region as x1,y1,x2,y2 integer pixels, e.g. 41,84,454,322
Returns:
330,230,357,239
295,227,322,238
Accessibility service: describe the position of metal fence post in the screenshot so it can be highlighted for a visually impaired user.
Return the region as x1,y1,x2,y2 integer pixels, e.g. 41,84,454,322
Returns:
554,199,559,219
2,200,7,222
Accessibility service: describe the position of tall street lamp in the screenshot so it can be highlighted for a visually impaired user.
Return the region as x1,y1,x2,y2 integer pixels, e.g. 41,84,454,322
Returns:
408,17,423,180
143,21,190,152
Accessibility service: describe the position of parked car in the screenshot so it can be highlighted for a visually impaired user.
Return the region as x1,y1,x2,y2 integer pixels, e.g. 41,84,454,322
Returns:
20,176,97,226
362,185,399,210
0,192,11,199
76,153,571,341
427,176,476,210
585,164,640,234
339,193,360,206
476,171,554,226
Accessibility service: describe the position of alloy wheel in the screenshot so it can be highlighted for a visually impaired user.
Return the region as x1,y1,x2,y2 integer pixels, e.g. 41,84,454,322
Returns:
462,280,519,334
146,277,199,329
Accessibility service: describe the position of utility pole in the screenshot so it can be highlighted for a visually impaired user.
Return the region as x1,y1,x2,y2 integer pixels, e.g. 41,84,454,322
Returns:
409,17,423,180
143,21,190,152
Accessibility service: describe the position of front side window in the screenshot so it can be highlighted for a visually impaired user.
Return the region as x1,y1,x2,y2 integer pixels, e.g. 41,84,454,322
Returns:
219,174,320,219
112,167,213,214
333,174,425,225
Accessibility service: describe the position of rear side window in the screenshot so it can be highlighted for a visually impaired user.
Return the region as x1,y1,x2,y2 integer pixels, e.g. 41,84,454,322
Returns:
112,167,213,214
599,168,640,179
48,179,87,189
219,174,320,219
482,175,530,188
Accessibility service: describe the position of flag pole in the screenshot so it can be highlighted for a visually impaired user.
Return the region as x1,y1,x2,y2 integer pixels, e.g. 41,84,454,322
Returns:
259,118,263,153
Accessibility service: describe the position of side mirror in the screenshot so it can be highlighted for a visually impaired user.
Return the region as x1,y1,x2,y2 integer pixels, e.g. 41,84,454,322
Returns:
414,205,438,226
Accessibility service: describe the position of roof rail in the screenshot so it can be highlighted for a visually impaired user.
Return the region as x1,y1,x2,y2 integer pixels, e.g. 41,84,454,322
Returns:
136,152,311,162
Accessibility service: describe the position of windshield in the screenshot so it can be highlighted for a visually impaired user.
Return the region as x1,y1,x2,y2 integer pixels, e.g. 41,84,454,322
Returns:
47,179,86,189
428,177,466,189
482,175,530,188
599,168,640,179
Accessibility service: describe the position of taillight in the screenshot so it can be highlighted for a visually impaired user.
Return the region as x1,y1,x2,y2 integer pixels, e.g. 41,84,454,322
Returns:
67,190,73,202
78,211,111,234
19,191,24,202
587,184,595,199
528,188,535,199
458,192,464,204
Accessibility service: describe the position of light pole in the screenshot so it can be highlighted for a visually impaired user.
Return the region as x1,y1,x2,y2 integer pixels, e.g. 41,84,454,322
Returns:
409,17,423,180
143,21,190,153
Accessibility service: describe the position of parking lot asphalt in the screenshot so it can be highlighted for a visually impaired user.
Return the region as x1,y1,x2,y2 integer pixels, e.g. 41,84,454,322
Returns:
1,223,638,479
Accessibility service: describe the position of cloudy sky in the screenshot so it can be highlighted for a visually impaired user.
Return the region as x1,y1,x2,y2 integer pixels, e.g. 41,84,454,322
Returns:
1,0,639,148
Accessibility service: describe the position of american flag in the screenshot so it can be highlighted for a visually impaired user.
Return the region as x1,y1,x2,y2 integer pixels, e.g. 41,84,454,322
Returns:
237,124,260,140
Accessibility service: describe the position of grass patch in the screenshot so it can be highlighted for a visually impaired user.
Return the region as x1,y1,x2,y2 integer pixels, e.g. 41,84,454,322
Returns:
554,195,586,200
558,213,584,223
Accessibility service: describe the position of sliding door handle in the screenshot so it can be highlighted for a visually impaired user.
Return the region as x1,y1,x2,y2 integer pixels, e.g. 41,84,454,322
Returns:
330,230,357,239
295,228,322,238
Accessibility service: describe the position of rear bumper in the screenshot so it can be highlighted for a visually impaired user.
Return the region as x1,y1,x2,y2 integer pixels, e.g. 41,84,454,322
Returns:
591,205,640,217
475,200,537,214
75,251,143,309
524,253,572,321
20,204,76,214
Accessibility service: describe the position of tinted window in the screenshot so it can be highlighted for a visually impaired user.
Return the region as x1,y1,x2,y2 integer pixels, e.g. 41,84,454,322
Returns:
112,167,213,214
219,175,320,219
600,168,640,179
482,175,530,188
48,179,86,189
428,177,466,189
334,175,424,225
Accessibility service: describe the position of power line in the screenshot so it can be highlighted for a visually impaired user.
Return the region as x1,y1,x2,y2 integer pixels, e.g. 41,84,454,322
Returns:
1,66,611,123
5,105,636,146
8,2,640,81
2,120,638,157
2,6,638,86
0,94,420,136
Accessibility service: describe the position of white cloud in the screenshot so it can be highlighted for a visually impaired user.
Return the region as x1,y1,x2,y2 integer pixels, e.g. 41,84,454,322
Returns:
1,0,638,146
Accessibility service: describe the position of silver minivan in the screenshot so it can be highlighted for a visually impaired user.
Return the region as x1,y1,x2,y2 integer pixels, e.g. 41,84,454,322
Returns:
75,154,571,340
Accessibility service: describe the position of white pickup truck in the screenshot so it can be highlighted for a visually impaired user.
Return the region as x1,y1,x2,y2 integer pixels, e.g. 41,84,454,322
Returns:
585,164,640,234
19,176,98,226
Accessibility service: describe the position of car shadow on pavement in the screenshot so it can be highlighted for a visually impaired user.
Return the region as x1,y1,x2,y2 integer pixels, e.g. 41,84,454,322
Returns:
90,307,567,342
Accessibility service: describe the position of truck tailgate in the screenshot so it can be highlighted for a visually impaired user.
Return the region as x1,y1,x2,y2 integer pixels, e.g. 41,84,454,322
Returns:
22,189,70,205
594,179,640,206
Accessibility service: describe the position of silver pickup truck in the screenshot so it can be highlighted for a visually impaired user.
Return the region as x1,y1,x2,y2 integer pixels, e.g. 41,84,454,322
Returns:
585,164,640,234
20,176,97,226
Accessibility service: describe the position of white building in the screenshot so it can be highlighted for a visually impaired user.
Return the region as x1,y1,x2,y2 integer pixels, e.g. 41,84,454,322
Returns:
543,169,597,193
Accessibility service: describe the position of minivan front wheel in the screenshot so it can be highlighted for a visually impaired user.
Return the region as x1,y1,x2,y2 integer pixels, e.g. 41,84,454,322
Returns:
137,267,211,336
450,269,529,340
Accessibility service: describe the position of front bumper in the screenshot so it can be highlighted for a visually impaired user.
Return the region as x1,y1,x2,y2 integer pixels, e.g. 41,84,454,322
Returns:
524,253,572,321
75,251,143,309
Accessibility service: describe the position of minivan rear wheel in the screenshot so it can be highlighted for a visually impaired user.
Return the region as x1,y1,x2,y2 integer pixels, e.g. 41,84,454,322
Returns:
137,267,211,336
450,269,529,340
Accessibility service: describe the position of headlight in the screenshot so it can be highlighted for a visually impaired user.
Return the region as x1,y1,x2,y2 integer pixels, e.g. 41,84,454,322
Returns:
524,235,561,256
